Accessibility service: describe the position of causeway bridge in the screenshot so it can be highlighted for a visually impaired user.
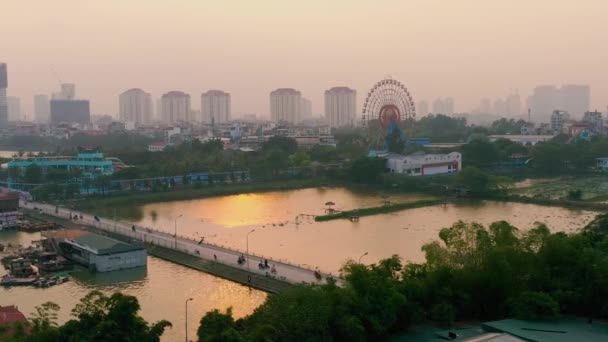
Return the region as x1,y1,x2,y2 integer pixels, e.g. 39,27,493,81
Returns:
21,201,337,290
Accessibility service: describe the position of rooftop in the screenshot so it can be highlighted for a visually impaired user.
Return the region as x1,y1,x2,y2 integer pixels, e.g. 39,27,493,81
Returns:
0,305,27,326
482,318,608,342
73,233,144,255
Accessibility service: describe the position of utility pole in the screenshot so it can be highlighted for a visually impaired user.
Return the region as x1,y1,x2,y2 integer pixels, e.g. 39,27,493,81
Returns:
185,298,193,342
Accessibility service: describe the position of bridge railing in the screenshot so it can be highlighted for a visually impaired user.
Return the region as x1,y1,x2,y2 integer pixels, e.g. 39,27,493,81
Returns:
24,201,338,282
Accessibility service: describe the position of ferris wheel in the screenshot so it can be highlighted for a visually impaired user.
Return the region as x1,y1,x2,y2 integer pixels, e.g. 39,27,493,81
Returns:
361,78,416,128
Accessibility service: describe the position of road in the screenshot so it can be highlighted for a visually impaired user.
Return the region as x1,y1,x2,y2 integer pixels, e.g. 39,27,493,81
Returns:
22,201,338,286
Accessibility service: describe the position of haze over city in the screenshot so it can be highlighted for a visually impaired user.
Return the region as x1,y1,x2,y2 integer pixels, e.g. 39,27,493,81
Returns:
3,0,608,118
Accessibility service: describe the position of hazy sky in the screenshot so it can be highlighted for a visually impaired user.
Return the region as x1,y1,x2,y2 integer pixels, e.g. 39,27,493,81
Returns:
3,0,607,119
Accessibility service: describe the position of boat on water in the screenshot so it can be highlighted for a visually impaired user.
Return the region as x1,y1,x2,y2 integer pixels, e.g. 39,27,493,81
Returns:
32,275,69,288
0,274,36,286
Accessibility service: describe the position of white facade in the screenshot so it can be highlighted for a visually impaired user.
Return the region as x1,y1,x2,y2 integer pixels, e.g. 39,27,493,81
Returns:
324,87,356,127
33,94,50,123
119,88,152,126
385,152,462,176
148,141,169,152
201,90,230,124
270,88,301,124
161,91,191,124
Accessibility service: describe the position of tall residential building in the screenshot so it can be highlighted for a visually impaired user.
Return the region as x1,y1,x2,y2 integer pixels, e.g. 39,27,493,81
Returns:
493,98,507,115
506,93,522,117
119,88,153,126
417,100,429,117
300,97,312,120
7,96,21,121
161,91,191,124
50,99,90,124
33,94,50,123
270,88,301,124
444,97,454,115
560,84,590,117
324,86,356,127
201,90,230,124
480,98,492,114
527,85,589,122
582,110,603,135
433,98,446,115
527,85,559,122
550,110,569,134
49,83,90,124
0,63,7,127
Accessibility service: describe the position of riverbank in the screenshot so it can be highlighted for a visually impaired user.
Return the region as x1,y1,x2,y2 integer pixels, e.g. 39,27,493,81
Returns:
69,178,347,211
489,194,608,212
314,194,608,222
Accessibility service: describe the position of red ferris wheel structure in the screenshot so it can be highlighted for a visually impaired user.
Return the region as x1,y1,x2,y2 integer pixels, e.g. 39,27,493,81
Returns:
361,77,416,129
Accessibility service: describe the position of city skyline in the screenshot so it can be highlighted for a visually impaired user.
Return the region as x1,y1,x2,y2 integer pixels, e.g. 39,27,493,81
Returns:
2,1,607,118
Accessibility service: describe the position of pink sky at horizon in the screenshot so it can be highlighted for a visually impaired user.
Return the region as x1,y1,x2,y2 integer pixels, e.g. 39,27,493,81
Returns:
2,0,607,119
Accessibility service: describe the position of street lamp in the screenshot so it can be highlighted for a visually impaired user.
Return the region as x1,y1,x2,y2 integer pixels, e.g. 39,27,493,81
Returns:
246,229,255,272
185,297,193,342
358,252,368,263
174,214,183,249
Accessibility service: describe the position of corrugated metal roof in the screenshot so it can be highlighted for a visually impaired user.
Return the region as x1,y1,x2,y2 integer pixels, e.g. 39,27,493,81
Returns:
74,233,144,255
482,318,608,342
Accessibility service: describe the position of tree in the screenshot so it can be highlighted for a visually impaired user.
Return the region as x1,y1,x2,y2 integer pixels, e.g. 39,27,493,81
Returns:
82,178,94,194
94,175,113,195
350,157,386,183
509,291,560,320
59,291,172,342
197,308,243,342
385,129,406,154
456,166,491,193
289,150,311,167
24,164,43,184
460,139,499,167
262,136,298,155
530,143,564,173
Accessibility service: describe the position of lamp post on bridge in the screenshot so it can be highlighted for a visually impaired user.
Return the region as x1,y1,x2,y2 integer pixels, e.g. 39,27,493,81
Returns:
358,252,368,263
246,229,255,272
174,214,183,249
185,297,193,342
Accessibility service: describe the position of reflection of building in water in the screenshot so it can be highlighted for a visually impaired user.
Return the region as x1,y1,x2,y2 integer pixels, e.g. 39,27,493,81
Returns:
45,229,146,272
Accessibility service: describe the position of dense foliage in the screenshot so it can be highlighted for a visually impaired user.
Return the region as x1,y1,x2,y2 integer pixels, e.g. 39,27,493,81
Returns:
2,291,171,342
197,214,608,340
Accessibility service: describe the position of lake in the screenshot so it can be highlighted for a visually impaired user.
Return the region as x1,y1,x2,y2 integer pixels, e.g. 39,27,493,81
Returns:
0,230,266,341
120,187,599,273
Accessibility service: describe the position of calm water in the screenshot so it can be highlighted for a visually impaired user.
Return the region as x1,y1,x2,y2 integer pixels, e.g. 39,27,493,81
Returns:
0,187,599,341
121,188,599,272
0,231,267,342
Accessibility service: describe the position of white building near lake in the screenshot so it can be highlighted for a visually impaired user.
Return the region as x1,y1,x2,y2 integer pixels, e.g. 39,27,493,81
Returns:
384,151,462,176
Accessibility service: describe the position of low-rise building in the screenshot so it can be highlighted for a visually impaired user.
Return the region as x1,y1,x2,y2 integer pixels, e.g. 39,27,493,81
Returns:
148,141,170,152
53,230,146,272
488,135,553,146
384,151,462,176
550,110,569,134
